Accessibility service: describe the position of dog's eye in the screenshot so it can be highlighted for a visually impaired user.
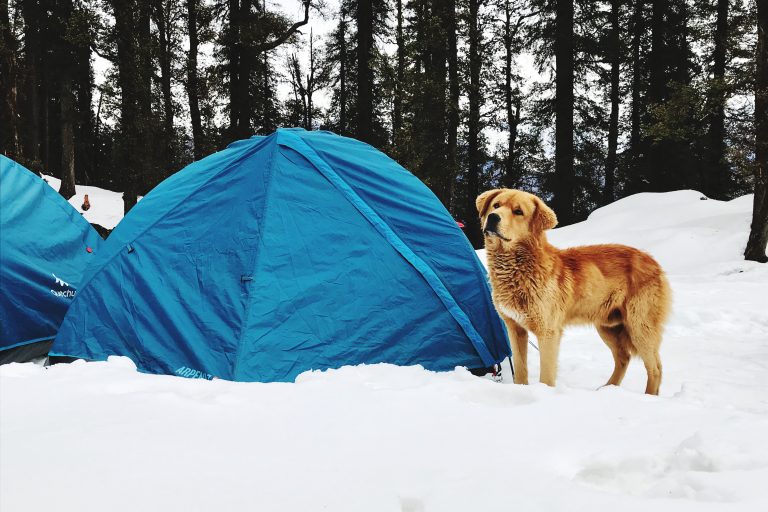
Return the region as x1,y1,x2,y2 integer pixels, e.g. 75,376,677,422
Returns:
492,202,500,209
513,209,524,216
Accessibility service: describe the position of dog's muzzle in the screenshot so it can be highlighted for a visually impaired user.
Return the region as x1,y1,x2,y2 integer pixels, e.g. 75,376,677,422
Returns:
483,213,504,239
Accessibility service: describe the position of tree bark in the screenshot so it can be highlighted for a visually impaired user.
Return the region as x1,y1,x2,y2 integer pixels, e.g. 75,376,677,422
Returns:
74,25,94,185
604,0,620,204
0,0,20,159
466,0,483,248
501,0,522,189
554,0,575,224
421,0,448,205
236,0,251,139
745,0,768,262
187,0,204,160
338,12,347,134
113,0,141,213
357,0,373,143
649,0,667,105
445,0,459,207
227,0,241,141
22,0,42,166
59,74,76,199
57,0,76,199
393,0,404,146
155,0,175,170
138,0,153,187
706,0,728,199
629,0,643,154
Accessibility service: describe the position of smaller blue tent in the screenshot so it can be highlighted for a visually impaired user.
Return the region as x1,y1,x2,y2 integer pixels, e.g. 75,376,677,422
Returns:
52,129,509,381
0,155,103,363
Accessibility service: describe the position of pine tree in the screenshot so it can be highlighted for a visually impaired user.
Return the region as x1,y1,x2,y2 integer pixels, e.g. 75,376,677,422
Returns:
553,0,575,224
186,0,204,160
744,0,768,263
0,0,20,159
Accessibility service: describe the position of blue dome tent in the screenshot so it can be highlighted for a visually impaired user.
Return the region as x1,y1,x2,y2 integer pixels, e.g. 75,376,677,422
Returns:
0,155,103,363
52,129,509,381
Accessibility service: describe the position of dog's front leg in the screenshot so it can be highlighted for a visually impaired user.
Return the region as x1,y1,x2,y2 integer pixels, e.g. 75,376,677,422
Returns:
502,317,528,385
536,328,563,387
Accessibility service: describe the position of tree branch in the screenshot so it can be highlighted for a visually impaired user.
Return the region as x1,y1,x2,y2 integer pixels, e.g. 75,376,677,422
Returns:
90,43,117,64
253,0,311,54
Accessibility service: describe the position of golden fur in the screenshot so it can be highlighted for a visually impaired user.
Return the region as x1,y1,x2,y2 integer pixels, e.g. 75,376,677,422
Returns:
477,189,671,395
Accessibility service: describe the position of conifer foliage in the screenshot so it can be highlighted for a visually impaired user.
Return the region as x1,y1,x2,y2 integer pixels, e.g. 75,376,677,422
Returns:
0,0,765,258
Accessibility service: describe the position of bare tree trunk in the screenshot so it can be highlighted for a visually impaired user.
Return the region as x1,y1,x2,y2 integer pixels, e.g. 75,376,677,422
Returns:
113,0,141,213
393,0,404,146
649,0,667,106
307,29,316,130
236,0,251,138
339,13,347,134
22,0,41,166
59,74,76,199
465,0,483,248
57,0,76,199
502,0,520,189
138,0,153,187
629,0,643,154
445,0,458,207
187,0,204,160
357,0,373,143
0,0,20,159
155,0,175,170
745,0,768,263
604,0,620,204
554,0,575,224
706,0,728,199
227,0,241,141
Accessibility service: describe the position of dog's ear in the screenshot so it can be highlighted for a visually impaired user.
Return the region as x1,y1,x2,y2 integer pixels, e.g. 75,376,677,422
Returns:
476,189,504,218
532,197,558,232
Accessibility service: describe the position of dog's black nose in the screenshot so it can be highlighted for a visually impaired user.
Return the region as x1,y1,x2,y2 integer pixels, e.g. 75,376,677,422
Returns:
485,213,500,231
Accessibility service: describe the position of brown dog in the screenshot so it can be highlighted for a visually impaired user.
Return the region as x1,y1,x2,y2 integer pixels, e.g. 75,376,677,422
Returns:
477,189,671,395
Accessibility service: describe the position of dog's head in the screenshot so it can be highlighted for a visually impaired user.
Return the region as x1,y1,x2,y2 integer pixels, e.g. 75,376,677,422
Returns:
476,189,557,246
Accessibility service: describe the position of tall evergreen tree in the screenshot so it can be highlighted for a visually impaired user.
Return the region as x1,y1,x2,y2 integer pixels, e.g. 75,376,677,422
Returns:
553,0,575,224
745,0,768,263
0,0,20,159
186,0,204,160
603,0,621,204
357,0,373,143
464,0,484,248
703,0,729,199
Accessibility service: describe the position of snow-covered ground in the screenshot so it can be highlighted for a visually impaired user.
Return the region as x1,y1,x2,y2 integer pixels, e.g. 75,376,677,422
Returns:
2,189,767,511
42,175,131,229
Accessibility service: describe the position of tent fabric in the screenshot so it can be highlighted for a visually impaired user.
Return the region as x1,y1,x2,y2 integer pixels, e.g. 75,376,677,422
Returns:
0,155,103,362
51,129,510,382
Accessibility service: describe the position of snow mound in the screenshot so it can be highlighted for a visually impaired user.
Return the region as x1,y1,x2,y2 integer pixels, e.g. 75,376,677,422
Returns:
42,175,131,229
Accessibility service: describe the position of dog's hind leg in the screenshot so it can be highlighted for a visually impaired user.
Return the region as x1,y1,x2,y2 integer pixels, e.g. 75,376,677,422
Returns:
625,281,668,395
635,342,662,395
625,318,663,395
502,317,529,385
596,325,632,387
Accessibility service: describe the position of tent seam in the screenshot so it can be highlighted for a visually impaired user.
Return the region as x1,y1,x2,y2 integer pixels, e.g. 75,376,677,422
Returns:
277,130,496,367
232,138,280,380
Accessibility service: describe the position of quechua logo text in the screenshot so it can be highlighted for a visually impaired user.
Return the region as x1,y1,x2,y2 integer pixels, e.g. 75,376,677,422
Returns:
51,273,76,299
